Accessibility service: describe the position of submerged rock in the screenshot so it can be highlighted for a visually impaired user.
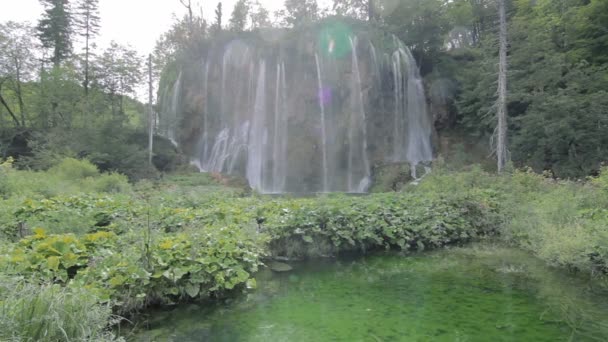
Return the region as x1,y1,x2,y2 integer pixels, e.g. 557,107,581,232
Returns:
268,261,293,272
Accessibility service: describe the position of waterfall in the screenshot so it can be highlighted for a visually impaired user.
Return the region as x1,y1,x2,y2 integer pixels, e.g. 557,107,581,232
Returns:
348,37,371,193
167,72,182,147
202,58,211,166
246,60,267,192
389,38,433,176
162,28,433,193
402,46,433,167
392,49,405,161
271,63,288,193
315,53,329,192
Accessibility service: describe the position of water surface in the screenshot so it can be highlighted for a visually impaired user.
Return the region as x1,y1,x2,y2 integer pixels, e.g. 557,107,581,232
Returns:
131,245,608,341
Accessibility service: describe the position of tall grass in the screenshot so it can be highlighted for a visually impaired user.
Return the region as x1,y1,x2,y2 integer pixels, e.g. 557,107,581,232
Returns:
0,278,122,342
414,165,608,283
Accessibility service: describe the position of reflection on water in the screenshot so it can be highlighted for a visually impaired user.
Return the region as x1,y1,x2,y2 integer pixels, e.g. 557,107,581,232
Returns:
130,245,608,341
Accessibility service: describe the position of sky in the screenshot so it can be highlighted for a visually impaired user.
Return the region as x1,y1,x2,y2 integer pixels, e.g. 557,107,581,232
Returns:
0,0,331,56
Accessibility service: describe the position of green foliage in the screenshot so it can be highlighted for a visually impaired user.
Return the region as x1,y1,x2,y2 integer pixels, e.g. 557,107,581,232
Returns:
0,278,120,342
446,0,608,178
280,0,320,27
419,166,608,279
262,191,498,258
2,163,608,337
382,0,449,65
229,0,250,32
368,163,412,193
37,0,72,67
49,157,100,179
0,157,130,200
23,126,168,181
1,225,266,314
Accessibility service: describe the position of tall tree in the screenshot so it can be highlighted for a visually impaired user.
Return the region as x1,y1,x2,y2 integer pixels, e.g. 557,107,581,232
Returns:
214,2,223,32
37,0,73,68
179,0,195,35
282,0,319,27
250,1,271,29
229,0,250,32
0,22,38,127
496,0,508,172
73,0,100,96
332,0,368,20
96,42,143,118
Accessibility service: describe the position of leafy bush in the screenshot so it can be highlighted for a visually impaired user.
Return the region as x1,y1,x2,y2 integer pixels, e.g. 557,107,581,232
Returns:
2,225,266,314
49,158,100,180
260,192,499,258
21,126,164,182
0,157,131,200
85,173,131,193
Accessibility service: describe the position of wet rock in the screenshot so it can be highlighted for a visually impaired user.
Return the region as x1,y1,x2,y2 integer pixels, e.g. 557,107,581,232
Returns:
268,261,293,272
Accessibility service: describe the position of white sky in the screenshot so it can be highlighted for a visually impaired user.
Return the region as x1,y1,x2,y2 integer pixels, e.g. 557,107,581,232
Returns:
1,0,332,100
0,0,331,56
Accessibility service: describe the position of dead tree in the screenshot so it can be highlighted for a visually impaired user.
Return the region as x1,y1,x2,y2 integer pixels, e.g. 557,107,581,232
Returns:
496,0,509,172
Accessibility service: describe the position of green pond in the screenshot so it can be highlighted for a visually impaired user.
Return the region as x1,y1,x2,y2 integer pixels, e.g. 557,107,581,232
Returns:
129,245,608,341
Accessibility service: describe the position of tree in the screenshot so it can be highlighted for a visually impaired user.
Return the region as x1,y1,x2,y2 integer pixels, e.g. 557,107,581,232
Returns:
495,0,508,172
229,0,250,32
73,0,100,96
332,0,368,20
382,0,449,66
250,1,271,29
282,0,319,27
179,0,194,27
0,22,38,127
96,42,143,118
37,0,73,68
213,2,223,32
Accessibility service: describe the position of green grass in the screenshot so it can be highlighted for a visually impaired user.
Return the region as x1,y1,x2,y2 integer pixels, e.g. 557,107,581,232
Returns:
415,165,608,282
0,278,121,342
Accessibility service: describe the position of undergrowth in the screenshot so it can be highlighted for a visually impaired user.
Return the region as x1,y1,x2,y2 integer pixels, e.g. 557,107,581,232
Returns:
1,156,607,340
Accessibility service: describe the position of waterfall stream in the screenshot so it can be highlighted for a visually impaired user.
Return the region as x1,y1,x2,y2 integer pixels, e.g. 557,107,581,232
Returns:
161,30,433,193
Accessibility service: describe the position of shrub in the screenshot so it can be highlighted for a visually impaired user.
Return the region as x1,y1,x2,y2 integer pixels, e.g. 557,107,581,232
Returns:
0,157,14,198
49,158,100,180
2,224,266,314
86,173,131,194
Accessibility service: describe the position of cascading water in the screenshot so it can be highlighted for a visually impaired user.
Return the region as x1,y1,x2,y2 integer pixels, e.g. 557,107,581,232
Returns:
348,37,371,192
160,26,433,193
247,60,267,192
162,71,182,147
271,63,288,193
314,53,329,193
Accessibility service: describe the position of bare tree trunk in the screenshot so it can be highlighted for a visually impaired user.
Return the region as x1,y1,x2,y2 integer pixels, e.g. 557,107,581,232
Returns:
496,0,509,172
84,23,90,96
180,0,194,32
148,54,154,166
0,83,21,127
15,65,26,126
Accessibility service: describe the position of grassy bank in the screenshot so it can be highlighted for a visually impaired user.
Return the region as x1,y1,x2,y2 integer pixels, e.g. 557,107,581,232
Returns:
414,165,608,283
0,157,607,340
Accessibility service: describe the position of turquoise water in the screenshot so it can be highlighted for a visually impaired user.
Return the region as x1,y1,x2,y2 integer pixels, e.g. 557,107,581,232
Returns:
130,246,608,341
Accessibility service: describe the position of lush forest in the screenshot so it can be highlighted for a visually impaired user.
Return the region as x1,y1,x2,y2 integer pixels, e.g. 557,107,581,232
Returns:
2,0,607,178
1,0,608,341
